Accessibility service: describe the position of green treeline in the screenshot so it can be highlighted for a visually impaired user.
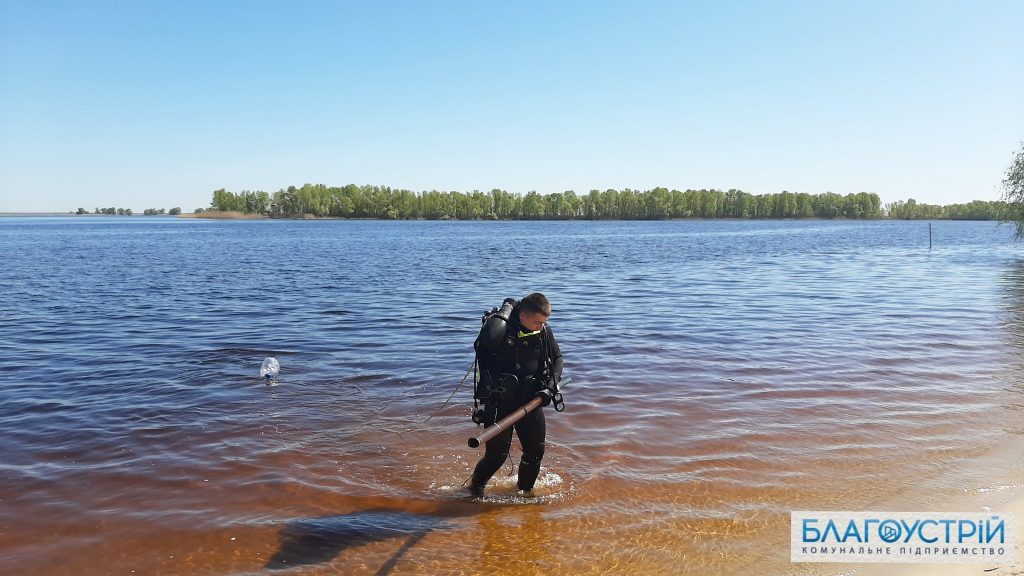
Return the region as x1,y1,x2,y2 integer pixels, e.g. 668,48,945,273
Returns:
87,207,133,215
886,199,1014,220
78,207,182,216
208,185,1010,220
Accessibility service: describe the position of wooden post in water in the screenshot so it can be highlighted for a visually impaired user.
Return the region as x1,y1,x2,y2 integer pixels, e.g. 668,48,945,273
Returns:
929,223,932,250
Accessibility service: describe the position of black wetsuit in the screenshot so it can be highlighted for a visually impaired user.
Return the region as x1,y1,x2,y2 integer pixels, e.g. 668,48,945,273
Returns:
471,309,563,492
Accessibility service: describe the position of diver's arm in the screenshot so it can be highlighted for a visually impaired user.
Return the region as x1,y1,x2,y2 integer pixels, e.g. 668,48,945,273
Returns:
546,326,564,382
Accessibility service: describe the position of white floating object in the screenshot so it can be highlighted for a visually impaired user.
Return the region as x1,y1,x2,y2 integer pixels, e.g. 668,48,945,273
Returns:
260,357,280,381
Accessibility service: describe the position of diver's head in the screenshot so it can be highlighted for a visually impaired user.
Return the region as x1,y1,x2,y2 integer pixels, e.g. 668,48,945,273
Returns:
518,292,551,332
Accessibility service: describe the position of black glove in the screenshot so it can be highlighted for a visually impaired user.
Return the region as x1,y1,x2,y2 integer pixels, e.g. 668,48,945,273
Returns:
535,377,560,408
536,387,555,407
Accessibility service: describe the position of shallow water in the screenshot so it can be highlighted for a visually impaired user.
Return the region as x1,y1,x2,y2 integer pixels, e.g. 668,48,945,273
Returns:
1,217,1023,575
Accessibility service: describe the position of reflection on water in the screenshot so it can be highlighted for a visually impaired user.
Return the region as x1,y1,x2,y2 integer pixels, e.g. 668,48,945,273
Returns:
0,218,1022,575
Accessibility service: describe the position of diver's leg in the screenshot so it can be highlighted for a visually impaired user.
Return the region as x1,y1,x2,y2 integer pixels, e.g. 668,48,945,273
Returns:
515,407,546,492
469,404,514,495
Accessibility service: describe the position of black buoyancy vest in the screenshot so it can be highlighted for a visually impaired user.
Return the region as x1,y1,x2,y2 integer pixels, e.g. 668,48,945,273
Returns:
475,309,553,401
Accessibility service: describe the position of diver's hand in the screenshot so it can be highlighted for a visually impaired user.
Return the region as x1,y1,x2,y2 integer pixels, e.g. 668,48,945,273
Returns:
535,387,554,408
536,376,560,407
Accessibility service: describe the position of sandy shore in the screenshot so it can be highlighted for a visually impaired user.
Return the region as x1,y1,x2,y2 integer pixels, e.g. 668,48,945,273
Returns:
822,437,1024,576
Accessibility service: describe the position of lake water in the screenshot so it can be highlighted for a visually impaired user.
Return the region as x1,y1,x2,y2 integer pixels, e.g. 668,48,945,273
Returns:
2,217,1023,575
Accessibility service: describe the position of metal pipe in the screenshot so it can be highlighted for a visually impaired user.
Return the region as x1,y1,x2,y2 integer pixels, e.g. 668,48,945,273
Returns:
468,397,543,448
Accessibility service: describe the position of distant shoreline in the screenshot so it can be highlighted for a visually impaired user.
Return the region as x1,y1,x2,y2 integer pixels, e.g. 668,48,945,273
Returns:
0,212,1012,223
0,212,93,217
0,212,267,219
0,213,180,217
177,211,267,220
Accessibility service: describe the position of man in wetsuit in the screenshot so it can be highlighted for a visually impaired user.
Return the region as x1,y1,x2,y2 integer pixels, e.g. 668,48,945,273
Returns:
470,292,564,496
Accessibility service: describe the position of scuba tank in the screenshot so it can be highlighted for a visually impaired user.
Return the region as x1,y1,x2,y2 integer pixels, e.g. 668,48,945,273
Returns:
472,298,517,422
477,298,515,350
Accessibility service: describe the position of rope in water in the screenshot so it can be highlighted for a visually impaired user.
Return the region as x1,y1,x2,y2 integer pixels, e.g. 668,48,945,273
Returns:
423,361,475,423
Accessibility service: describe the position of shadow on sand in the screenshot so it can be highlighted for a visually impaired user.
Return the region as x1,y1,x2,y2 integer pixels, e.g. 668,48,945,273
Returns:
265,500,485,573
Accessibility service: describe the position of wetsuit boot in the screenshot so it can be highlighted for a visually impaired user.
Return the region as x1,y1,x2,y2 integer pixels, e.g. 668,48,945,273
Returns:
515,409,546,492
517,455,542,492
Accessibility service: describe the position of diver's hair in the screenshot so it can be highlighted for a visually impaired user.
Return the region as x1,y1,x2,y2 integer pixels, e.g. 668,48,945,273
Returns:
520,293,551,317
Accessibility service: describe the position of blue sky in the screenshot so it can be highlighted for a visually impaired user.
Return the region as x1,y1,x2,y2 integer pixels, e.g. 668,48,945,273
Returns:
1,0,1022,212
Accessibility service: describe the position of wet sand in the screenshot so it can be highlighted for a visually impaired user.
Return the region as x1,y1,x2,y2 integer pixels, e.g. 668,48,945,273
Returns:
788,435,1024,576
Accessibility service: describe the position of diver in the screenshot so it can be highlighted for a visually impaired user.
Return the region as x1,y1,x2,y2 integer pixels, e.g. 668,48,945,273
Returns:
469,292,564,496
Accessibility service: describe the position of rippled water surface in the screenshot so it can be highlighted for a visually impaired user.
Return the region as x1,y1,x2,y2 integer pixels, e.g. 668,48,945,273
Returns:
2,217,1024,575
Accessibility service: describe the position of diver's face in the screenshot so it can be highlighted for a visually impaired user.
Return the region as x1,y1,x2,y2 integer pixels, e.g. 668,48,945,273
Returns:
519,310,548,333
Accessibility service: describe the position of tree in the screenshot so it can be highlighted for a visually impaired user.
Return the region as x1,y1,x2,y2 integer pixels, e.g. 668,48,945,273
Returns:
1003,141,1024,238
169,207,181,215
645,187,671,219
521,191,546,219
